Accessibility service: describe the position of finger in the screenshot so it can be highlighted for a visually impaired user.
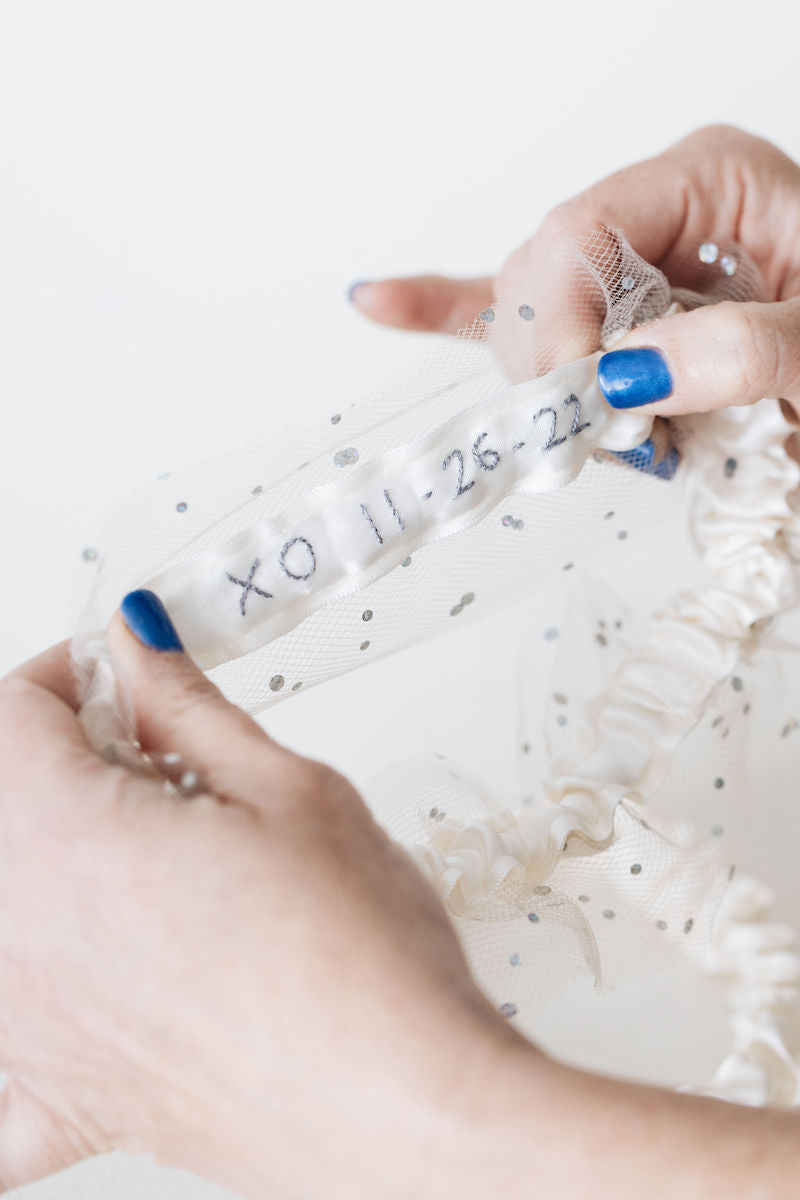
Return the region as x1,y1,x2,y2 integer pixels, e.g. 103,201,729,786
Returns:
0,1078,92,1193
6,640,79,711
596,297,800,416
105,591,296,805
349,275,494,333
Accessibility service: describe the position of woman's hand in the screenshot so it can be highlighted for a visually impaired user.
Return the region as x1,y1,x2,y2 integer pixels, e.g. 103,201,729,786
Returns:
351,125,800,418
0,591,530,1198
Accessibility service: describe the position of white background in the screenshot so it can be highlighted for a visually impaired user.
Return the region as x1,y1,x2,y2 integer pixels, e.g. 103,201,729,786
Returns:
1,1,799,1196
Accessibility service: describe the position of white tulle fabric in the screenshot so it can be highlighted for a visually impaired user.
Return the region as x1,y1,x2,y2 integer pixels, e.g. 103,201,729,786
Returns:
73,233,800,1108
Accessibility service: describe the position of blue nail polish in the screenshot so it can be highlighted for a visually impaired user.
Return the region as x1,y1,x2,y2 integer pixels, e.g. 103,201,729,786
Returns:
120,589,183,652
347,280,369,302
597,348,674,408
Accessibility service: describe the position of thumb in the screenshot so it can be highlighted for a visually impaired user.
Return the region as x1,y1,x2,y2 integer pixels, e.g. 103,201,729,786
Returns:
348,274,494,333
0,1079,93,1192
106,589,290,806
596,298,800,416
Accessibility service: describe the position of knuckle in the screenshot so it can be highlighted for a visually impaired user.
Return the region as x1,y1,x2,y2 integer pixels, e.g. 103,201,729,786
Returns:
716,301,779,399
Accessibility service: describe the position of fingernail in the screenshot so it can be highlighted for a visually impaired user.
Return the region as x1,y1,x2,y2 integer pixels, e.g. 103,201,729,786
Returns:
120,589,184,652
347,280,370,303
598,348,674,408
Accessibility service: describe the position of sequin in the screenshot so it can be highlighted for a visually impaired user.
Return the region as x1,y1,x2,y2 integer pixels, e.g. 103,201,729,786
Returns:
724,457,738,478
556,714,567,726
291,681,303,691
333,447,359,468
479,307,495,323
360,640,370,651
527,912,540,923
714,778,725,789
578,895,590,903
698,242,719,264
720,254,737,276
522,742,531,754
617,530,628,540
499,1002,518,1018
781,718,798,737
81,547,98,562
362,609,373,622
450,604,463,616
544,627,559,640
330,413,342,424
656,920,667,931
603,909,616,920
502,515,515,527
604,511,615,520
518,304,535,321
401,556,412,567
176,502,188,513
711,824,724,837
269,675,285,692
533,885,551,895
621,275,635,290
509,953,522,966
252,485,263,495
563,562,574,571
429,807,439,818
684,919,694,934
732,676,744,692
596,633,608,646
554,692,568,705
462,592,475,605
630,863,642,875
514,519,524,530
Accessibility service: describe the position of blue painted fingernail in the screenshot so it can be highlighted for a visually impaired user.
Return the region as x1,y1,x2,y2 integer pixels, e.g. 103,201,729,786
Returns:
120,589,183,652
347,280,370,303
598,348,674,408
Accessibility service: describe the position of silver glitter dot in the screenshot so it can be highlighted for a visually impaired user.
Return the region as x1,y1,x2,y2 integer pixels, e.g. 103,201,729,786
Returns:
523,794,534,806
401,556,412,567
499,1002,518,1018
527,912,540,923
333,447,359,468
555,714,567,726
711,824,724,837
711,715,724,729
461,592,475,605
514,519,524,530
180,770,199,791
604,510,615,520
603,909,616,920
436,810,446,822
252,485,263,495
479,307,495,323
724,457,738,478
544,627,559,641
502,514,515,527
732,676,744,692
553,693,568,705
429,807,439,818
621,275,635,291
617,530,628,540
630,863,642,875
656,919,667,931
450,604,463,616
522,742,531,754
578,894,590,903
714,777,725,789
781,718,799,737
720,254,737,276
684,918,694,934
533,885,551,896
269,674,285,692
291,681,303,691
563,562,574,571
729,865,736,880
162,751,182,765
518,304,535,321
698,242,719,264
362,609,373,622
743,703,751,715
81,547,98,562
360,640,370,651
330,413,342,424
509,953,522,966
595,633,608,646
176,502,188,513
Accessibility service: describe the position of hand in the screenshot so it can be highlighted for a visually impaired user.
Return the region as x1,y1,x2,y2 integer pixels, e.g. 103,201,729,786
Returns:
0,591,530,1199
350,125,800,418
